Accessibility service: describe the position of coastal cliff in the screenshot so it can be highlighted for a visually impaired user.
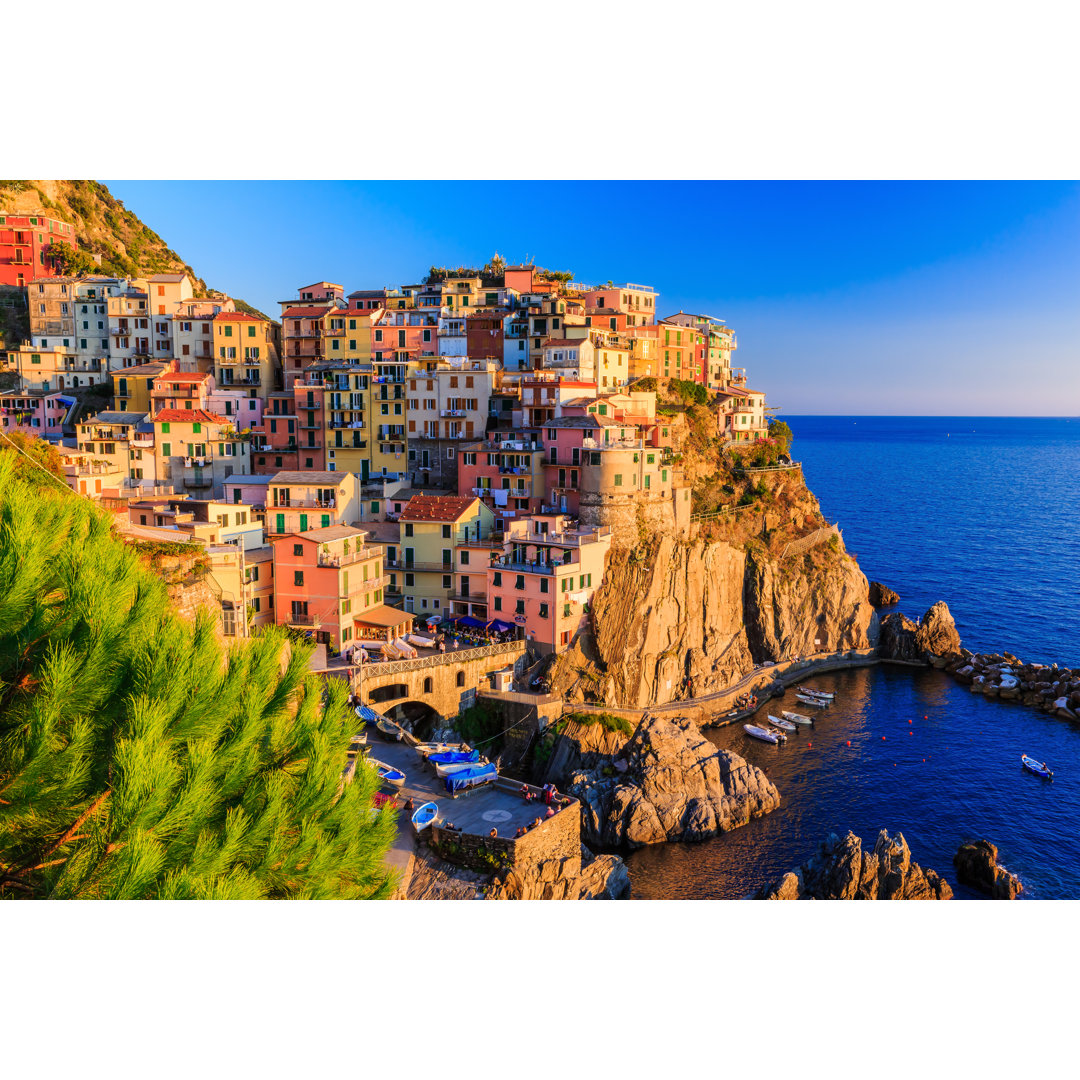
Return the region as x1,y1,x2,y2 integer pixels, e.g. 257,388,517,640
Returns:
553,528,877,710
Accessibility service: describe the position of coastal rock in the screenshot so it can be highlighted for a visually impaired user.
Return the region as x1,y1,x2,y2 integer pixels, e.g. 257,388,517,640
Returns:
914,601,962,658
868,581,900,607
953,841,1022,899
539,716,635,786
878,612,923,663
567,714,781,849
754,829,953,899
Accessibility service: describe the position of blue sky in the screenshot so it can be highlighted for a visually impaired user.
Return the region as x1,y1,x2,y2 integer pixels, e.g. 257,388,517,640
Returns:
104,181,1080,416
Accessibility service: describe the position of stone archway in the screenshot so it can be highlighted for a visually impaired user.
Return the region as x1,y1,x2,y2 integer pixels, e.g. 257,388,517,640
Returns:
383,699,443,740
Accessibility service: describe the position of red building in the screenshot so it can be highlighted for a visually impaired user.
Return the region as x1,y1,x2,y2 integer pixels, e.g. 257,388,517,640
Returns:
466,312,504,360
251,391,300,474
0,213,78,288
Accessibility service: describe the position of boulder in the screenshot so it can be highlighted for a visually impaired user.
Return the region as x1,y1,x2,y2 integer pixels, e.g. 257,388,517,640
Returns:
878,612,923,663
868,581,900,607
953,841,1022,899
567,714,780,849
754,829,953,899
914,601,962,658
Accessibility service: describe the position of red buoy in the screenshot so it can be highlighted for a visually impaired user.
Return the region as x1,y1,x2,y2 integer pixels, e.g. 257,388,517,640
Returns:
846,740,851,746
881,736,886,740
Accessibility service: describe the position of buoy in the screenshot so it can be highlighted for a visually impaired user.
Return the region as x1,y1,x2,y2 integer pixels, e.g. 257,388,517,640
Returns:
924,715,927,720
908,719,912,724
881,736,886,740
846,740,851,746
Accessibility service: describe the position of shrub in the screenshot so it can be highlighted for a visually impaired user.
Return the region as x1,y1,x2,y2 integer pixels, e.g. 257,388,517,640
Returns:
566,710,634,736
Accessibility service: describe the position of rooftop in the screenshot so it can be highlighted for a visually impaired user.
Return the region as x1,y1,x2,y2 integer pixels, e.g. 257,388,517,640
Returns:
400,494,480,523
152,409,229,423
354,605,414,629
270,470,346,485
299,524,368,543
85,411,147,426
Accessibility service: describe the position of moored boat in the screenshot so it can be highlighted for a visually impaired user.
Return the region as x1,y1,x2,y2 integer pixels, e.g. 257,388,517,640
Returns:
795,694,829,707
1021,754,1053,779
767,714,797,732
798,687,835,700
435,758,488,778
744,724,782,744
782,711,813,725
411,801,439,830
377,719,403,741
427,749,480,766
369,759,406,786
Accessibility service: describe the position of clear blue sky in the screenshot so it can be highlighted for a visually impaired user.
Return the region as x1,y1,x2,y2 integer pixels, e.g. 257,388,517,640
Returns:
104,181,1080,416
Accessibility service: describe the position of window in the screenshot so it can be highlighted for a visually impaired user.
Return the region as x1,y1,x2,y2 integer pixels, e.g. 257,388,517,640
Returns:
423,677,433,694
614,474,623,487
441,524,451,539
459,550,469,565
492,572,502,587
161,422,170,433
539,603,549,619
515,599,525,615
456,671,466,687
540,578,549,594
294,571,304,586
162,442,171,456
404,522,413,537
293,544,304,556
515,575,525,590
442,575,452,589
494,596,502,611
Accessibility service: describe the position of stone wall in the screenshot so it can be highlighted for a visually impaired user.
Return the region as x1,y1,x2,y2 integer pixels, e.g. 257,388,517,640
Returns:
476,692,565,768
429,779,581,874
578,488,683,547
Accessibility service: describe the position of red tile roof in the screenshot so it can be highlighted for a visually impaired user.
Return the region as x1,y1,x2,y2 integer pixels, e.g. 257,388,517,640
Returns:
282,306,335,319
152,409,229,423
213,312,264,322
400,494,479,523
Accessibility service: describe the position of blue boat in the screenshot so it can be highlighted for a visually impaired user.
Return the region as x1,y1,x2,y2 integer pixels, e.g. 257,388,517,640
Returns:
369,759,406,787
427,749,480,765
445,762,497,794
1021,754,1053,779
411,801,439,830
355,705,383,725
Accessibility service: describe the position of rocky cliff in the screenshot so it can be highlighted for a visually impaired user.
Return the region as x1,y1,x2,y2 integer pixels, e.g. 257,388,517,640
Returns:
566,714,781,849
953,840,1022,899
554,527,877,709
754,829,953,900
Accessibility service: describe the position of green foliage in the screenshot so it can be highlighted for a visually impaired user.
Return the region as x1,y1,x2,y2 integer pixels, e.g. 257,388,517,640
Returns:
668,378,709,406
45,240,98,277
536,268,573,283
566,710,635,737
0,431,65,483
768,419,793,456
0,459,397,899
629,377,657,392
454,700,504,746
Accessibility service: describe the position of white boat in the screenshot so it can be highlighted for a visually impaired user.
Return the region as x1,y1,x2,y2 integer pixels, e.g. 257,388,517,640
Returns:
744,724,783,744
798,687,834,700
782,711,814,725
434,758,488,779
795,694,829,708
767,714,797,732
412,741,461,757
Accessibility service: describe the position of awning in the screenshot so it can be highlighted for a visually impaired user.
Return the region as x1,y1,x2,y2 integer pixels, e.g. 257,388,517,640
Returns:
486,619,514,632
354,604,414,629
453,615,487,629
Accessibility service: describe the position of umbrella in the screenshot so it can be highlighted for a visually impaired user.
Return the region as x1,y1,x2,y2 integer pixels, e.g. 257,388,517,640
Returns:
486,619,514,633
455,615,487,629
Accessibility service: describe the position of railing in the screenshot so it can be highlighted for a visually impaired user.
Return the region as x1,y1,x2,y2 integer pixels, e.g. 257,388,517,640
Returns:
491,558,562,576
357,640,524,679
440,409,466,417
386,560,454,573
742,461,802,474
273,497,336,509
317,546,380,568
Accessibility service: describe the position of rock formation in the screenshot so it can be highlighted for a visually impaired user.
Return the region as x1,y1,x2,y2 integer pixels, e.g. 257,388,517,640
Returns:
868,581,900,607
940,650,1080,721
556,530,877,709
879,602,962,665
566,714,780,849
405,844,630,900
754,829,953,899
953,840,1022,899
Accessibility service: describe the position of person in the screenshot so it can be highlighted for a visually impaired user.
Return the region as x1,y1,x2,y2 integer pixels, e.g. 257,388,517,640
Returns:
489,827,498,838
545,806,555,819
439,640,445,654
515,826,525,838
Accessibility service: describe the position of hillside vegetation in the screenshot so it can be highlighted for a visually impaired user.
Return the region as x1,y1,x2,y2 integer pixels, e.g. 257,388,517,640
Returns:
0,180,269,324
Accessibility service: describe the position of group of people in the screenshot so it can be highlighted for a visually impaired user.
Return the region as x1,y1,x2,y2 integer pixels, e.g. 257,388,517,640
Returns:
735,692,758,710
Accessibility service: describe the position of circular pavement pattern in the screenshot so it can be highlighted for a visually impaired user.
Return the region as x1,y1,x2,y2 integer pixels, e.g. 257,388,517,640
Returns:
482,809,513,823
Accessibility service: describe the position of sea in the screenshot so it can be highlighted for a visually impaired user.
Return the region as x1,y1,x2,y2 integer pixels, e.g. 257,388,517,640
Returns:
626,416,1080,900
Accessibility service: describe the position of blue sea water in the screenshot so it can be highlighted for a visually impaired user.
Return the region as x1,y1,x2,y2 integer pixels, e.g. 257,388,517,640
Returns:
626,417,1080,899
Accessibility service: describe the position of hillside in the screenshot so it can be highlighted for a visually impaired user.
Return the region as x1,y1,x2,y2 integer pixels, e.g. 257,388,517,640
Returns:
0,180,269,349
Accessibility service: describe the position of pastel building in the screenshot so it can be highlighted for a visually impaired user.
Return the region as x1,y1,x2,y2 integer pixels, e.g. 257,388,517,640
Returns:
581,283,658,329
172,315,216,370
716,386,769,442
265,470,361,536
111,360,171,413
106,287,152,368
6,342,105,392
0,213,77,288
28,277,77,348
486,513,612,653
250,392,299,474
212,311,278,397
60,449,123,498
152,408,251,499
391,494,494,617
271,524,401,651
457,436,546,520
1,388,75,442
77,411,157,487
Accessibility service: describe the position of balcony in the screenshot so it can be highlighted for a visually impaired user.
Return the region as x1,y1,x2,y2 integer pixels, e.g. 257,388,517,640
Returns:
317,547,380,568
448,591,487,604
273,497,336,510
328,419,365,430
298,400,322,409
385,558,454,574
440,408,467,418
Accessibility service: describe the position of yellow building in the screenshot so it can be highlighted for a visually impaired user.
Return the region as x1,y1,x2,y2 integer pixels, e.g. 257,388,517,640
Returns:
6,343,105,392
440,276,482,311
152,408,251,499
212,312,278,399
111,360,170,414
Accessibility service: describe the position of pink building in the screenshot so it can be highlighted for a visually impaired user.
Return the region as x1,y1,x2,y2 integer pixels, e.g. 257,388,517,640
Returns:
151,371,214,412
457,436,546,520
0,388,74,442
208,388,263,430
485,513,612,654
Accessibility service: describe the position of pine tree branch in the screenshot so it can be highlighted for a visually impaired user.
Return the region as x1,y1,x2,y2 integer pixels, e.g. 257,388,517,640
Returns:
36,790,111,864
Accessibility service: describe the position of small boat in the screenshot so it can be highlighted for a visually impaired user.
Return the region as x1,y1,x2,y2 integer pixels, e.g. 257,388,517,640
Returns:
412,741,458,757
1021,754,1053,779
795,694,829,708
411,801,439,830
346,733,368,754
377,719,402,741
444,762,497,794
767,714,797,732
427,749,480,766
744,724,782,744
354,705,383,725
369,759,406,787
782,711,814,725
798,687,834,700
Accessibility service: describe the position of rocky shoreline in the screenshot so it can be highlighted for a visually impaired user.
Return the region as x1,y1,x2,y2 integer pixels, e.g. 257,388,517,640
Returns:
753,829,954,900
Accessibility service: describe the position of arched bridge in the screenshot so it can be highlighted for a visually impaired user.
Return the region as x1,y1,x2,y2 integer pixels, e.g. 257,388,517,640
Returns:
355,640,526,721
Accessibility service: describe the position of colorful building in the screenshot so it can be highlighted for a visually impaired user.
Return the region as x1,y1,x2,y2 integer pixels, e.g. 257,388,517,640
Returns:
1,388,75,442
0,213,77,288
151,408,251,499
265,470,361,536
212,311,278,398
